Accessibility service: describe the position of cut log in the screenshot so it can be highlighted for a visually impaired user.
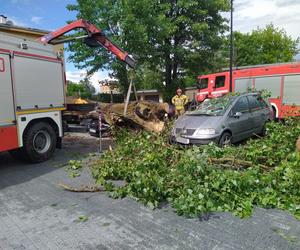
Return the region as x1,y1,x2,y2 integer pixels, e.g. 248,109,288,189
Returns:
99,101,169,133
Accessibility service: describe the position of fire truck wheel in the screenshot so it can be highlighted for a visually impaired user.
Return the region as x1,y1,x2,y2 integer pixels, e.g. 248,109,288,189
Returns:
22,122,57,163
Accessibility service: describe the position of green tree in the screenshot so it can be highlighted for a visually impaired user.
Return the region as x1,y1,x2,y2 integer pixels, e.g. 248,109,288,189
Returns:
67,0,230,100
232,24,299,67
66,78,96,99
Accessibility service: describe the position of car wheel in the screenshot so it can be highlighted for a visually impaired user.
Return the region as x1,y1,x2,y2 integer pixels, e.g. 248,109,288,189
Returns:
168,135,176,145
219,132,232,147
259,123,267,137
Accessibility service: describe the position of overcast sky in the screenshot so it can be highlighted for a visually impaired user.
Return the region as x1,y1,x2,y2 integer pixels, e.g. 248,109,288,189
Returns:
234,0,300,39
1,0,299,89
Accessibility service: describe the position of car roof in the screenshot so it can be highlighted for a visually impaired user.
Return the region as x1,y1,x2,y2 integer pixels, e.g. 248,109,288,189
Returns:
239,92,259,97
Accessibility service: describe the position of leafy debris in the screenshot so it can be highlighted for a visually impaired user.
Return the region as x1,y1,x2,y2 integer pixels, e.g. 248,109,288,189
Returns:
65,160,83,178
75,215,89,223
92,118,300,219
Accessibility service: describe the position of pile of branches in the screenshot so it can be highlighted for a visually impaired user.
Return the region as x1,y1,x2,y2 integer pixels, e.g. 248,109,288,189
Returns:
92,117,300,219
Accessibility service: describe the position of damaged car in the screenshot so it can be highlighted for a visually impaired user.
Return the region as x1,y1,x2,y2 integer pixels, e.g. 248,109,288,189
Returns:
171,93,272,146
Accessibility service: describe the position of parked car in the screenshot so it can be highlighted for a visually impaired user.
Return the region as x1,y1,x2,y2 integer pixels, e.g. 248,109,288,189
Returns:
88,112,110,137
171,93,272,146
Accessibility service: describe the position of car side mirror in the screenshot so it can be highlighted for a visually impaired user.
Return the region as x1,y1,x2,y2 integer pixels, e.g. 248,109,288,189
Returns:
233,112,242,118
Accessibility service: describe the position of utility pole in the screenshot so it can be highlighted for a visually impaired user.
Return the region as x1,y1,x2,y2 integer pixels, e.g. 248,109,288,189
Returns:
229,0,233,92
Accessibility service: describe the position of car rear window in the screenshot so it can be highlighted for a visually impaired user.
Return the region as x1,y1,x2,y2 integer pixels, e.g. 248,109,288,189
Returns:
247,95,267,111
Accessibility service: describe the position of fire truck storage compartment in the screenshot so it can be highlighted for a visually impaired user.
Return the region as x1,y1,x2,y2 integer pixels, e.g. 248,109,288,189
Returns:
0,53,15,127
254,76,281,98
14,56,65,110
283,75,300,105
234,78,252,93
0,32,65,111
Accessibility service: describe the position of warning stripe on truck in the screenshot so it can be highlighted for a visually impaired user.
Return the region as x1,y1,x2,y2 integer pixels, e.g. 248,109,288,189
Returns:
0,126,18,152
16,107,65,115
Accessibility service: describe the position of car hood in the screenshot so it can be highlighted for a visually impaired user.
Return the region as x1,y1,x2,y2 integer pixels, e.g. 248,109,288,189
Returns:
175,114,223,130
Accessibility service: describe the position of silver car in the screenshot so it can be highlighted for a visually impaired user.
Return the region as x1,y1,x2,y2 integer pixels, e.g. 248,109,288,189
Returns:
171,93,272,146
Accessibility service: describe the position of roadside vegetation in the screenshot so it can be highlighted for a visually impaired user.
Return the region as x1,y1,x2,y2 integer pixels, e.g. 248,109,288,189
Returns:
92,118,300,219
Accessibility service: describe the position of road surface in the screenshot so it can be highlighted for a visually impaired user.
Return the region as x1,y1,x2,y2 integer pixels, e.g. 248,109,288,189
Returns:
0,133,299,250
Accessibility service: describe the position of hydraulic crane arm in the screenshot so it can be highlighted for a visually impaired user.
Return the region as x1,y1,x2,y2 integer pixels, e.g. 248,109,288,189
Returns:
37,19,135,68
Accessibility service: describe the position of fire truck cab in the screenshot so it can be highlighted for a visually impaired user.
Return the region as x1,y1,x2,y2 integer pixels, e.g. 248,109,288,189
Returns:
197,72,230,102
0,32,65,162
197,63,300,119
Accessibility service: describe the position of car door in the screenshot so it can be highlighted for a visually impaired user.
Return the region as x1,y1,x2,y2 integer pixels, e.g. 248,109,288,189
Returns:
247,95,265,133
226,96,251,142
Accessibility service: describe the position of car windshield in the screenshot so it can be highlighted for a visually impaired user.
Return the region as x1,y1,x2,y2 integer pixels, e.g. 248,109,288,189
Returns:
188,95,236,116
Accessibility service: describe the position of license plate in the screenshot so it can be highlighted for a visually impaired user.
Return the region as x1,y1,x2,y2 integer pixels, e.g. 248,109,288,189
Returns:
176,137,189,144
89,129,96,133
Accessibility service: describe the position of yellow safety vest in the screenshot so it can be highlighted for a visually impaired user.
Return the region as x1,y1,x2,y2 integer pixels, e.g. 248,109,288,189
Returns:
172,94,189,111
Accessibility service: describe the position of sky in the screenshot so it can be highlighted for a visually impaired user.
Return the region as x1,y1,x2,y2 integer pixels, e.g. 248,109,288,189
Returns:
1,0,300,91
0,0,111,90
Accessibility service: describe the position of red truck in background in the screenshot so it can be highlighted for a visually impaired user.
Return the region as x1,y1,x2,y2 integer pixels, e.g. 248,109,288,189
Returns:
196,62,300,119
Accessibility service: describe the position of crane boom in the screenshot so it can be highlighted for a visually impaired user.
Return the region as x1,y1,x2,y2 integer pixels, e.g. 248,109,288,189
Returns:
37,19,135,68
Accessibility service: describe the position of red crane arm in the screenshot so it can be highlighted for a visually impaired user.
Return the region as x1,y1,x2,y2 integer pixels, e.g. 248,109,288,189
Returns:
37,19,135,68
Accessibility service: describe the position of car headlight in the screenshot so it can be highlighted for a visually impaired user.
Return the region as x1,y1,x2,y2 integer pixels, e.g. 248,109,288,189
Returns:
194,128,216,136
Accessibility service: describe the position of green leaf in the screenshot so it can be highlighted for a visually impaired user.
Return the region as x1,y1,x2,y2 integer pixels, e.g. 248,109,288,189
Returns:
76,215,89,223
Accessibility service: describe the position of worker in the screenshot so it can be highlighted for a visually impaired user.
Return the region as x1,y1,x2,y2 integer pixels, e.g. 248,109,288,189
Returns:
172,88,189,116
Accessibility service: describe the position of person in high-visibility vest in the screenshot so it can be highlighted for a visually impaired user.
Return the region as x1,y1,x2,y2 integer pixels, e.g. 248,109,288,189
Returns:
171,88,189,116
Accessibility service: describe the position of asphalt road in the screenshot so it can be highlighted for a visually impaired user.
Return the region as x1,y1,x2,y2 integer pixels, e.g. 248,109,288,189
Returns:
0,133,299,250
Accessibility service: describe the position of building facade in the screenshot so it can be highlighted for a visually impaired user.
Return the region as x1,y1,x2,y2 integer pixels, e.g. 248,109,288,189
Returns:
0,15,64,55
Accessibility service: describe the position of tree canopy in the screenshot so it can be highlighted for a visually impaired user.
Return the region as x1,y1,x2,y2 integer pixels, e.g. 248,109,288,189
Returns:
67,0,230,100
66,2,299,100
66,79,96,99
231,24,299,67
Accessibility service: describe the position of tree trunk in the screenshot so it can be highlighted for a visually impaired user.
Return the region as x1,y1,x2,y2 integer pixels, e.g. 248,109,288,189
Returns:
164,52,172,88
172,59,178,80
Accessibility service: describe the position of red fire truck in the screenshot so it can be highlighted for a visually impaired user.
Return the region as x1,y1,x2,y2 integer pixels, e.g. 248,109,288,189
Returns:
196,62,300,119
0,19,134,163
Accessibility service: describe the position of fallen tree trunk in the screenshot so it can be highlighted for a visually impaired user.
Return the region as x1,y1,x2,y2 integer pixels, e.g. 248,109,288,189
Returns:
97,101,170,133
